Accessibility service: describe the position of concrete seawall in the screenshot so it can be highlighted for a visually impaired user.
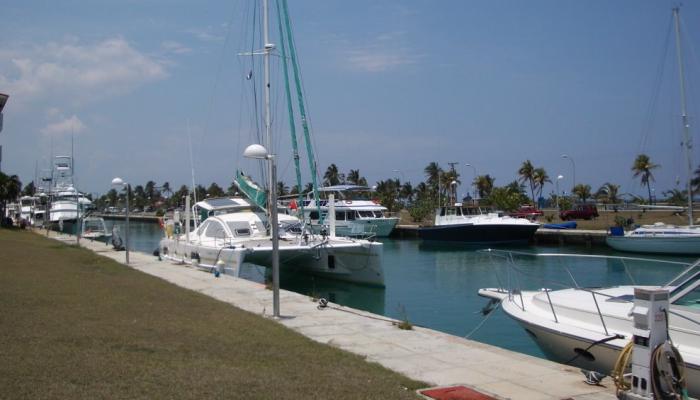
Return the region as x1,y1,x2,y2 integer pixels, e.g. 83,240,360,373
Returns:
44,230,616,399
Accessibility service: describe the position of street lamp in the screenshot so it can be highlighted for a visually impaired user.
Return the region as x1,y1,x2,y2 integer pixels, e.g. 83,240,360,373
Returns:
464,163,477,203
111,177,130,264
243,143,280,318
556,175,564,212
0,93,9,172
561,154,576,191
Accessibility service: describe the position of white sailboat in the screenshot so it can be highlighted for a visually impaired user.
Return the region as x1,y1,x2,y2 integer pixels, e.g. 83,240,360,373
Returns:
159,0,384,286
607,8,700,255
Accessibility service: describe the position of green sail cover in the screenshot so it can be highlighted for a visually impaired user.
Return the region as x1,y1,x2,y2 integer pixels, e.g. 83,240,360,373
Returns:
235,170,267,210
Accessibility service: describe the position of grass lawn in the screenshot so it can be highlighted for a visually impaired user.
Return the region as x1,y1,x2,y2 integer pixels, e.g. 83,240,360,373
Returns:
0,229,425,399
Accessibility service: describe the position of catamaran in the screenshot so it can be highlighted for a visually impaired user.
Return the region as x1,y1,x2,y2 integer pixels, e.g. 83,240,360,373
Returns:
159,0,384,286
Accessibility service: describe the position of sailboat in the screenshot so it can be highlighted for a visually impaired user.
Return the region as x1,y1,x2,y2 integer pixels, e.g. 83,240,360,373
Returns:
159,0,384,286
607,8,700,255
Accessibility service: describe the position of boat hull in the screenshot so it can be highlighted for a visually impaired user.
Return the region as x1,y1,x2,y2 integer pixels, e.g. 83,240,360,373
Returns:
159,237,384,287
309,218,398,238
606,235,700,255
512,316,700,396
418,223,538,244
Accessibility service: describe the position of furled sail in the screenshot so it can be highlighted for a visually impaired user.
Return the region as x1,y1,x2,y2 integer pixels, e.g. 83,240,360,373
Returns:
234,170,267,210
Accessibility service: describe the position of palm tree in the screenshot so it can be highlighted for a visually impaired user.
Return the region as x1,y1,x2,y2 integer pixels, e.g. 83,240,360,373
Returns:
22,181,36,196
207,182,225,198
0,173,22,223
532,168,551,204
632,154,659,204
572,184,592,203
347,169,360,185
276,181,289,197
692,164,700,195
323,164,341,186
424,162,441,195
413,182,430,201
518,160,536,204
162,181,172,198
475,174,495,199
595,183,620,204
663,189,687,206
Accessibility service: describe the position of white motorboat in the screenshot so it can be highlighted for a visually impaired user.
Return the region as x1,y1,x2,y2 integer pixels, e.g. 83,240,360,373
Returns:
81,216,111,243
418,203,539,244
479,252,700,398
607,223,700,255
159,197,384,286
297,185,399,238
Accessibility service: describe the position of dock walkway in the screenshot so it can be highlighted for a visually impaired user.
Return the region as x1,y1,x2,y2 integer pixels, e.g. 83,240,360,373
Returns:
48,231,616,400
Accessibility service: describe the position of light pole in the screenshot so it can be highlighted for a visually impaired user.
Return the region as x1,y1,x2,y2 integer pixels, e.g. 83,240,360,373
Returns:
112,177,130,264
556,175,564,212
464,163,477,203
244,143,280,318
561,154,576,191
0,93,9,172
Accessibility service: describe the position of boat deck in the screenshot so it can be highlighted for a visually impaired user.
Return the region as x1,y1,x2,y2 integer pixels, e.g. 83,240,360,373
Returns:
47,230,617,400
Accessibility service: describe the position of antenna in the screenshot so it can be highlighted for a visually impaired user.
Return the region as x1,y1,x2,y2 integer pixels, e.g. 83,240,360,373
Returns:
187,118,197,206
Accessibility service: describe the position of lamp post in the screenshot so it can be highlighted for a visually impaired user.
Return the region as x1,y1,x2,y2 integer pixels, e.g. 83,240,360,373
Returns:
244,143,280,318
556,175,564,212
111,177,130,264
561,154,576,191
0,93,9,172
464,163,477,203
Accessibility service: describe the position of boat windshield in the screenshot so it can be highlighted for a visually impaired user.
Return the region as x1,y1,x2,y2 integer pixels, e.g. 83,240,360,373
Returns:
667,260,700,305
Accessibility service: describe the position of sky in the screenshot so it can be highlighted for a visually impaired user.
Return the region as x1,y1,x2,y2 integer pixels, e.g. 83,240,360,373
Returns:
1,0,700,201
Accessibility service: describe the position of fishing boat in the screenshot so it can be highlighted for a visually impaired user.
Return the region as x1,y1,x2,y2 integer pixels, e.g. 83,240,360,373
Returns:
478,252,700,398
607,8,699,255
159,0,384,286
48,156,93,234
297,185,399,238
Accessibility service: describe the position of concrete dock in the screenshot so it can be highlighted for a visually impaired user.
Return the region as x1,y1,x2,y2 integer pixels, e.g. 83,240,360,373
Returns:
47,231,617,400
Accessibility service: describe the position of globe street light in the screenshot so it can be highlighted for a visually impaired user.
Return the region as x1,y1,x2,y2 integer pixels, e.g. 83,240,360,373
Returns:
556,175,564,212
243,143,280,318
561,154,576,191
111,177,130,264
464,163,477,203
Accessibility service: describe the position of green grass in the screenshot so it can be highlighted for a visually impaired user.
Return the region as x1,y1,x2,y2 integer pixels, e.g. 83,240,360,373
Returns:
0,229,425,399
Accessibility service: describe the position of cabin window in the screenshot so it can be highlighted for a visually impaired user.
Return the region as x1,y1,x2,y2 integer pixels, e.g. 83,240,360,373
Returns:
347,211,356,220
456,208,463,216
226,221,251,237
439,207,446,216
196,221,210,235
335,211,345,221
359,211,374,218
204,221,227,238
374,211,384,218
309,211,319,220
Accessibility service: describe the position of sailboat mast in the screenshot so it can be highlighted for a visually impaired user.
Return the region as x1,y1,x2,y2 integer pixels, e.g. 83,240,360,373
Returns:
673,7,694,225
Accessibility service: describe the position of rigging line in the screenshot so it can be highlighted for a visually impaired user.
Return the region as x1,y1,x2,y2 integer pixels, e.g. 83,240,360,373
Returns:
638,13,673,154
195,1,239,170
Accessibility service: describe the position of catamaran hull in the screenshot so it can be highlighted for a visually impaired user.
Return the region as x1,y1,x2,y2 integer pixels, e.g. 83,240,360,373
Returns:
606,235,700,255
418,224,538,244
159,238,384,286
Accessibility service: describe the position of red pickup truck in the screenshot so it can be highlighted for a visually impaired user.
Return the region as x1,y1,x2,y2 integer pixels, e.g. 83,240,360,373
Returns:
510,205,544,220
560,204,599,220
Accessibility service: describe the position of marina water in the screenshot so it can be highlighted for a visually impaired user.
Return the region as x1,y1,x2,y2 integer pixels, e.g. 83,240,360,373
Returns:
106,220,694,359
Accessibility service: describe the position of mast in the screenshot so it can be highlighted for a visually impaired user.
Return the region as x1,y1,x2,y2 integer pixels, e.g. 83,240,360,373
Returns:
673,7,694,225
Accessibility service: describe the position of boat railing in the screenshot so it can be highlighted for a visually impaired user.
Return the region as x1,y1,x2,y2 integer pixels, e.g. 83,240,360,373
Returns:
480,249,694,333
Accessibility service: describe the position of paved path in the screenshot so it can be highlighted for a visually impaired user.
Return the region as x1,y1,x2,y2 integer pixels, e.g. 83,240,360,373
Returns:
46,231,617,400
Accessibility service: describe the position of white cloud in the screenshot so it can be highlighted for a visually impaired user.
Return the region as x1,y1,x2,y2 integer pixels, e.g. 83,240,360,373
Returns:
0,37,167,107
185,27,224,42
161,40,192,55
40,115,86,136
338,32,423,73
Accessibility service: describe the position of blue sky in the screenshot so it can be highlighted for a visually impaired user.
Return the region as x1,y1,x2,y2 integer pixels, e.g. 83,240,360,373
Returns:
1,0,699,200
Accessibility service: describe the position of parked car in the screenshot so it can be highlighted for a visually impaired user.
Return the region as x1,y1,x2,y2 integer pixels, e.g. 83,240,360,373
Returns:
510,205,544,220
560,204,598,220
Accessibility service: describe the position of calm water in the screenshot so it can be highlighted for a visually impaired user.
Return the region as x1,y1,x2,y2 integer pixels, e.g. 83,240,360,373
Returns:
108,220,694,359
